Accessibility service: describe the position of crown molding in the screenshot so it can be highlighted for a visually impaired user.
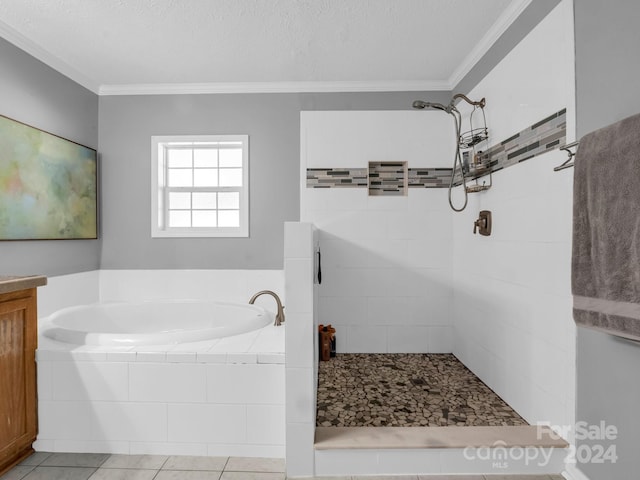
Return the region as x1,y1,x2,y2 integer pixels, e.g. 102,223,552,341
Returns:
0,19,100,93
98,80,450,96
447,0,533,89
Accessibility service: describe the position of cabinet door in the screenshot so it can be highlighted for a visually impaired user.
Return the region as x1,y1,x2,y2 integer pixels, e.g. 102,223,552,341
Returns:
0,295,37,468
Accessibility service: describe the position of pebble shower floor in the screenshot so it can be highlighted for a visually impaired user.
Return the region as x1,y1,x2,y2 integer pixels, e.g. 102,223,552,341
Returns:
316,353,528,427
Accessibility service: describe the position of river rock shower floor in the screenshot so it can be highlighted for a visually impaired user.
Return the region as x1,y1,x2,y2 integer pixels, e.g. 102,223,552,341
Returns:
316,353,528,427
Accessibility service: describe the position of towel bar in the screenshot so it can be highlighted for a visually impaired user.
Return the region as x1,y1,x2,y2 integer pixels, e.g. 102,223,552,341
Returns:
554,141,579,171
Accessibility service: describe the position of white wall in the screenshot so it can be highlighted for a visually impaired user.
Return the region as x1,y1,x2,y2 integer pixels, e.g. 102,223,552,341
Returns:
452,0,576,430
301,111,456,353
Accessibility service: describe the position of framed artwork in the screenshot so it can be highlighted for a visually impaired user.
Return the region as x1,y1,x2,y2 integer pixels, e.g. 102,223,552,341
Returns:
0,114,98,240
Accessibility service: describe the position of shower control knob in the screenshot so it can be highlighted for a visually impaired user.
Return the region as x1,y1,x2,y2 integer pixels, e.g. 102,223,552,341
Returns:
473,210,492,236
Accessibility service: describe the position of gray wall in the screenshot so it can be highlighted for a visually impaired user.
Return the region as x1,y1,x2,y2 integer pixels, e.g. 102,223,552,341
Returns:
0,37,100,276
574,1,640,478
98,91,447,269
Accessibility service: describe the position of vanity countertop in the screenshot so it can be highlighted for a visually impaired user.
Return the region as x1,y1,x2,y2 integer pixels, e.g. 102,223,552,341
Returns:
0,275,47,295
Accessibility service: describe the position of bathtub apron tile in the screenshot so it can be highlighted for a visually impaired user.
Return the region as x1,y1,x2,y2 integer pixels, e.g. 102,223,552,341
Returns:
167,404,247,444
91,402,168,443
129,443,208,457
38,400,95,441
51,440,130,455
52,361,129,402
36,361,53,400
129,363,207,403
246,405,286,445
206,364,285,405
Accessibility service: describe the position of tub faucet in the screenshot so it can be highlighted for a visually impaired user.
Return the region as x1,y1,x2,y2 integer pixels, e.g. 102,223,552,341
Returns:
249,290,285,326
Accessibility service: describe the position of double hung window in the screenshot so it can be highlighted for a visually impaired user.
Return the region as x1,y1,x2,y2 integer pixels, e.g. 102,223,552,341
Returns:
151,135,248,237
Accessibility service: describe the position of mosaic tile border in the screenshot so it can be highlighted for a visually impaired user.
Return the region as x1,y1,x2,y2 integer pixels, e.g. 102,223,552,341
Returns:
408,167,453,187
306,168,367,188
454,108,567,185
305,108,567,193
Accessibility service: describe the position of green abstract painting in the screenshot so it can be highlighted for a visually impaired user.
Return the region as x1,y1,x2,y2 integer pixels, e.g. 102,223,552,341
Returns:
0,114,97,240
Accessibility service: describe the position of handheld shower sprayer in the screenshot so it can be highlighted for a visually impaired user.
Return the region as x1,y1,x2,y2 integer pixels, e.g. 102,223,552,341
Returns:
412,100,452,113
412,94,487,212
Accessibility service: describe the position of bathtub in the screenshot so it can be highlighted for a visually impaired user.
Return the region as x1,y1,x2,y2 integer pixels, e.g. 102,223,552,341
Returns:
41,300,272,346
36,298,285,457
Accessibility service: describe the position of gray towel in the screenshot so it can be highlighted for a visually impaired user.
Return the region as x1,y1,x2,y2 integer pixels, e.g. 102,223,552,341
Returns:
572,112,640,340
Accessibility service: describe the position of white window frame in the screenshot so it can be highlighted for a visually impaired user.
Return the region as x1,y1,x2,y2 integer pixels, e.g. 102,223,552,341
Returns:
151,134,249,238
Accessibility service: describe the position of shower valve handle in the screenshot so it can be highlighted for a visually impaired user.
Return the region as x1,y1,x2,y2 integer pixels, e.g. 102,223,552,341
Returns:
473,211,492,236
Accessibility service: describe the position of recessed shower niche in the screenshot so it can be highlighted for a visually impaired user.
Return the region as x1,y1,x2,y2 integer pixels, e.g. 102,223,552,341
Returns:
368,161,408,196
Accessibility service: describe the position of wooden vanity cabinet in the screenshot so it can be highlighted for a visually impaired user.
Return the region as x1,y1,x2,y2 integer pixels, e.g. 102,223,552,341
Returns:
0,285,41,476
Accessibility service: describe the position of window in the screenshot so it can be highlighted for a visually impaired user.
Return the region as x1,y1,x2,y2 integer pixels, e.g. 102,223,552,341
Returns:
151,135,249,237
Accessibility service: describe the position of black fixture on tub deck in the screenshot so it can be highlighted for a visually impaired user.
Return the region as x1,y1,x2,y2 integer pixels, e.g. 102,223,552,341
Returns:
474,210,492,236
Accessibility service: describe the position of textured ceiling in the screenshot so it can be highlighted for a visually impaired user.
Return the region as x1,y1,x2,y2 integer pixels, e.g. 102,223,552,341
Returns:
0,0,525,93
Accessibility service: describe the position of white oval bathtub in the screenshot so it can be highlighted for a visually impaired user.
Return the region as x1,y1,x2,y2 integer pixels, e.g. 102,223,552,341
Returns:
41,300,273,346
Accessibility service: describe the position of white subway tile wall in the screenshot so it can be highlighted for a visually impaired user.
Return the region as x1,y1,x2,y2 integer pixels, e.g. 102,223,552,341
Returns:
301,112,454,354
451,0,575,432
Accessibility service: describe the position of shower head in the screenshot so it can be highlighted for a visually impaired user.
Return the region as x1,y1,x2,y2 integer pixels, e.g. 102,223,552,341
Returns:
412,100,451,113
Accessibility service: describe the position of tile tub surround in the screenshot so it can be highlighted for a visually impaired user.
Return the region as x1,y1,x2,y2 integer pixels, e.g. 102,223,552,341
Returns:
305,109,567,192
35,325,285,457
317,354,526,428
1,452,285,480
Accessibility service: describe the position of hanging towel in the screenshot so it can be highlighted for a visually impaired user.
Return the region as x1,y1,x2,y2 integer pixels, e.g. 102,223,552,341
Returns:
572,112,640,340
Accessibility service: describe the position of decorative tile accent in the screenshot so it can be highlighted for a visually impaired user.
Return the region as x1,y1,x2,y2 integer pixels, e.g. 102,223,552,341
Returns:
408,168,453,188
305,108,567,190
368,162,407,196
462,108,567,184
316,354,527,428
306,168,367,188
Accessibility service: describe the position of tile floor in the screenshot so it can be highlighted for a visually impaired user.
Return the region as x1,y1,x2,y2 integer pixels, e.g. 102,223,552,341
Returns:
0,453,566,480
0,453,285,480
317,354,527,427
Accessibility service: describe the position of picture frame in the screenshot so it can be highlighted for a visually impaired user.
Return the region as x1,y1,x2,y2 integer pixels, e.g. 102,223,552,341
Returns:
0,114,98,240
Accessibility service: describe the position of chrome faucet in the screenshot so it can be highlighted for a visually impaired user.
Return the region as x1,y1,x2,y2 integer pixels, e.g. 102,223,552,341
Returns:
249,290,285,326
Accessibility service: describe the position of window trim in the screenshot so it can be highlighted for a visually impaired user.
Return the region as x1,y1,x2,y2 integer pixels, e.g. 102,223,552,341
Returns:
151,134,249,238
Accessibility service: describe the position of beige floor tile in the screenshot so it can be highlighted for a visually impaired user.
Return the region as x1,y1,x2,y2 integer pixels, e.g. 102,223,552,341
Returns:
484,475,555,479
88,469,158,480
101,455,168,470
40,453,109,468
23,466,97,480
225,457,285,473
309,477,351,480
19,453,52,466
417,476,485,480
220,472,285,480
162,456,228,471
0,465,35,480
354,476,418,480
155,472,222,480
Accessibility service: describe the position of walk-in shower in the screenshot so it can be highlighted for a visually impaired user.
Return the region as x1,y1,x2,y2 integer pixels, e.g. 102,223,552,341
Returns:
412,93,488,212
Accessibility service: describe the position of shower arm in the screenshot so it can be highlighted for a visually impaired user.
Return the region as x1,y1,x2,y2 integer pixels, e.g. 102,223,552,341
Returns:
452,93,486,108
